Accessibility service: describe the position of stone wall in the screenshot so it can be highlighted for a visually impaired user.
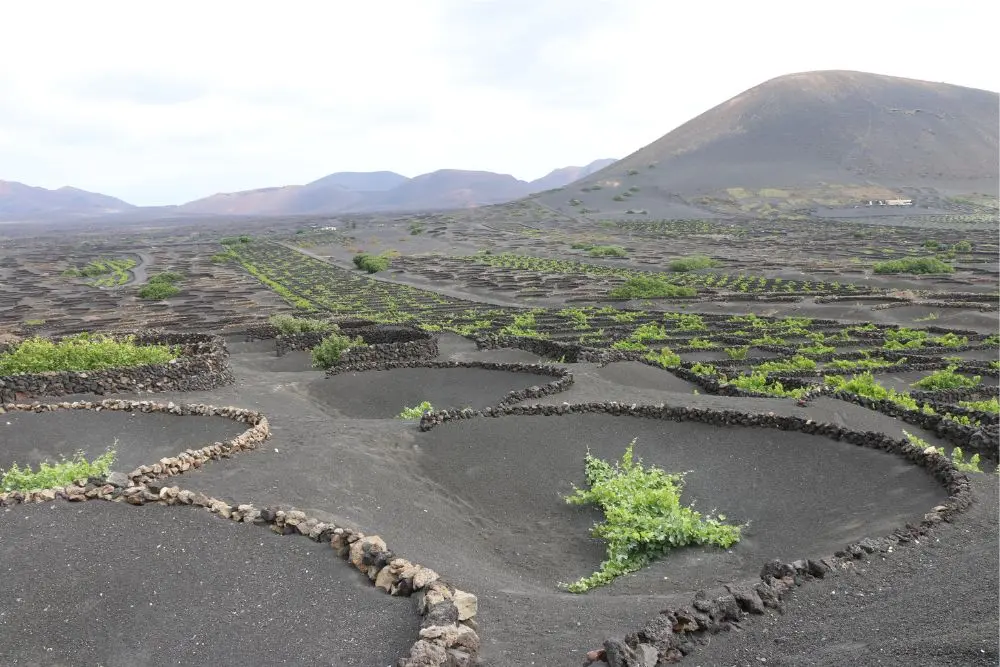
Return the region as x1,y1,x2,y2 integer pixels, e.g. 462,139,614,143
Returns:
274,326,439,364
0,332,234,403
417,400,972,667
0,398,478,667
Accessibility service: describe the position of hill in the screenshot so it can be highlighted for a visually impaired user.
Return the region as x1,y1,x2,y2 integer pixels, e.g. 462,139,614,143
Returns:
0,181,134,219
177,162,615,215
538,70,999,217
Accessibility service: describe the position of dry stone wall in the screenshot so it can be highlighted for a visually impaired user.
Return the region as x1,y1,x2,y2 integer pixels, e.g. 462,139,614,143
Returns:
418,400,972,667
0,332,233,403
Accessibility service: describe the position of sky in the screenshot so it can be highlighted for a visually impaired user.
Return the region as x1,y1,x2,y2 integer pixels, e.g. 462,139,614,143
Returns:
1,0,997,206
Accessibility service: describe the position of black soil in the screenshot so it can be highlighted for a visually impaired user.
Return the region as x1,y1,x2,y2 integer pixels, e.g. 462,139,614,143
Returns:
301,366,556,418
0,501,418,667
692,474,1000,667
0,409,246,473
414,414,947,594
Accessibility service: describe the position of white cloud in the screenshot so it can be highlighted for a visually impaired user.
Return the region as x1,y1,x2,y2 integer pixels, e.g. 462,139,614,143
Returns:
0,0,996,205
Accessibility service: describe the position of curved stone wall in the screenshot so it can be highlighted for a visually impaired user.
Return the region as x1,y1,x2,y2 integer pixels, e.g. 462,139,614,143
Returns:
0,332,234,403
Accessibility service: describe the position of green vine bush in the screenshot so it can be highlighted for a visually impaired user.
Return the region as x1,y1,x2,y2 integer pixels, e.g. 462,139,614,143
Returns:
2,447,116,492
0,334,180,374
310,329,367,368
563,441,740,592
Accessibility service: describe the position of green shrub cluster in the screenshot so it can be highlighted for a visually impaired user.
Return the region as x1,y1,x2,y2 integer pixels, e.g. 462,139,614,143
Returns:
727,372,809,398
610,276,697,299
587,245,628,258
0,334,180,375
398,401,434,419
911,366,981,391
755,356,817,372
959,397,1000,414
824,372,920,410
873,257,954,274
668,255,718,272
903,431,982,473
268,314,333,335
138,272,183,300
563,441,740,592
310,329,367,368
353,253,391,273
1,448,116,492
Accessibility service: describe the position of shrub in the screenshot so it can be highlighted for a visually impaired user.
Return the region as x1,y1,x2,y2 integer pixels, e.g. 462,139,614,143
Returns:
398,401,434,419
959,398,999,414
588,245,628,258
0,334,180,374
1,447,116,492
644,346,680,368
668,255,718,272
609,276,696,299
755,356,817,372
873,257,954,274
501,312,546,339
903,431,982,473
825,356,900,371
824,372,919,410
952,240,973,253
686,337,716,350
268,314,333,335
563,441,740,592
727,372,809,398
724,346,749,360
911,366,981,391
138,282,181,300
310,330,367,368
353,253,391,273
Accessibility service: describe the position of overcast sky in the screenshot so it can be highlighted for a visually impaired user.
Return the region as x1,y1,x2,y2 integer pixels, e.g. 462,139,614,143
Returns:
1,0,997,206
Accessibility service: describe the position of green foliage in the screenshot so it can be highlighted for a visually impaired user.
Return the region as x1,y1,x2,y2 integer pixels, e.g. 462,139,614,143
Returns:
587,245,628,258
750,334,786,346
665,313,707,331
668,255,718,272
353,252,391,273
644,346,680,368
724,346,749,360
959,397,1000,414
984,334,1000,346
398,401,434,419
501,312,547,339
268,314,333,335
210,250,235,263
825,356,901,371
824,372,920,410
911,366,981,390
137,282,181,300
932,332,968,348
755,356,817,372
609,276,697,299
873,257,954,274
903,432,982,473
1,448,116,492
0,334,180,375
610,310,642,323
686,337,716,350
727,372,809,398
138,271,184,299
629,322,669,343
220,235,252,245
612,340,647,351
563,441,740,592
558,308,590,330
952,240,973,253
310,330,367,368
797,343,836,356
64,258,136,287
690,362,720,377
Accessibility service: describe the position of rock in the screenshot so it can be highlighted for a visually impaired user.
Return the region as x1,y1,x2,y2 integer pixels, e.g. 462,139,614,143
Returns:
418,624,480,653
604,638,640,667
637,644,659,667
412,566,439,591
729,585,765,614
398,639,447,667
423,601,459,628
105,471,129,488
584,648,607,665
445,649,475,667
452,589,477,621
349,536,386,571
417,582,453,613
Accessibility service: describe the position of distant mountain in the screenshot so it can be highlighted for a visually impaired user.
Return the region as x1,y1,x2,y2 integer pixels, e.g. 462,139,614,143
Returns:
176,161,616,215
529,158,616,192
541,70,999,217
305,171,408,192
0,180,134,218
